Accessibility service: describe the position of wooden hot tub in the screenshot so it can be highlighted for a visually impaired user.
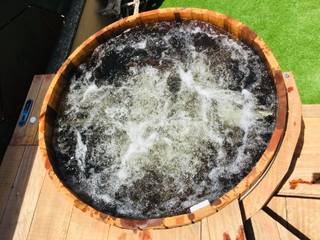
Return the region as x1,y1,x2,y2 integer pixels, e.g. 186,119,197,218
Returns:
39,8,288,229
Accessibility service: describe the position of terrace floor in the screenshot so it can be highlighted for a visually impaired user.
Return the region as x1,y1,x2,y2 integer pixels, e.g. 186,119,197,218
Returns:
0,74,319,240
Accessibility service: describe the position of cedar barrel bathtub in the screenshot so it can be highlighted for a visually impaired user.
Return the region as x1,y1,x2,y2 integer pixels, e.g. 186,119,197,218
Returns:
39,8,289,229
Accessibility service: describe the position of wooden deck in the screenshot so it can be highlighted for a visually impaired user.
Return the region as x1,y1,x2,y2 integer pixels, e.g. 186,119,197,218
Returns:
0,74,319,240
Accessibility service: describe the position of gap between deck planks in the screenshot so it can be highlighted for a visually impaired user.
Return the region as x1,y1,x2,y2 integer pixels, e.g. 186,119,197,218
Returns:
267,196,320,240
201,199,245,240
0,75,53,240
0,75,52,211
0,147,46,240
250,208,298,240
0,146,26,221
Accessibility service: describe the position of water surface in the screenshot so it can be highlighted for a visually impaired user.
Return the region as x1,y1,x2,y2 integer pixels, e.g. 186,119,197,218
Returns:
53,20,276,218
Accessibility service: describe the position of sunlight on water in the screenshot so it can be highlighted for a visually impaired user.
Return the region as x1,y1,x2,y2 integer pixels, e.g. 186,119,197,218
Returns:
53,21,276,218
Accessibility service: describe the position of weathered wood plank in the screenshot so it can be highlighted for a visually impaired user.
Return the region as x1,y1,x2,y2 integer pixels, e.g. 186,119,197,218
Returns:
251,209,298,240
104,223,200,240
251,210,280,239
201,218,211,240
32,75,54,145
286,197,320,240
299,117,320,152
267,197,302,240
268,196,319,240
10,75,54,146
0,146,25,221
27,175,73,240
267,197,291,239
278,106,320,198
242,73,301,219
278,153,320,198
302,104,320,118
153,222,200,240
65,207,110,240
107,226,153,240
266,197,302,239
205,200,245,240
10,75,45,145
0,147,46,240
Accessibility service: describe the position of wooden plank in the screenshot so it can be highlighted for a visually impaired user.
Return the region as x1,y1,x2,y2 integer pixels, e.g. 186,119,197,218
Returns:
203,200,245,240
9,75,42,145
278,153,320,198
275,219,300,240
10,75,54,146
153,222,200,240
300,117,320,151
267,197,291,239
65,207,110,240
201,217,211,240
266,197,301,239
268,196,319,240
106,218,200,240
0,147,46,240
32,75,54,145
286,197,320,240
251,210,280,239
242,73,301,219
107,226,153,240
251,210,298,240
0,146,25,220
278,112,320,197
302,104,320,118
27,174,73,240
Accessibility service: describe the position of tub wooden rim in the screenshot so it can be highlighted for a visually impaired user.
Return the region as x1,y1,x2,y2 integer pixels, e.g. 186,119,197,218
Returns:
39,8,288,229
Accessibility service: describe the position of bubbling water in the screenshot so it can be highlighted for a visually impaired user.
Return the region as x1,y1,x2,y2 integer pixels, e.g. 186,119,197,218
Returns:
53,20,276,218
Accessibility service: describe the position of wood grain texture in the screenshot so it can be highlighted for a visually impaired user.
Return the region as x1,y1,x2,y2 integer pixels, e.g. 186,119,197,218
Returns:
251,210,298,240
242,73,301,220
0,146,25,221
201,216,210,240
66,207,110,240
203,200,245,240
286,197,320,240
278,106,320,197
10,75,54,145
278,153,320,198
32,75,55,145
302,104,320,118
27,175,73,240
0,147,46,240
267,197,302,240
10,76,42,145
107,226,153,240
298,117,320,153
153,222,200,240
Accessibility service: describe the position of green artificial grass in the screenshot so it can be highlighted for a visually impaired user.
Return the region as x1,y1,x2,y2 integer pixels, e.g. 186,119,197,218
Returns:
160,0,320,103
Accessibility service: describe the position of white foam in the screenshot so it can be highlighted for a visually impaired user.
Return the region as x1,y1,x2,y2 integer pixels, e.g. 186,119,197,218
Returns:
75,130,87,172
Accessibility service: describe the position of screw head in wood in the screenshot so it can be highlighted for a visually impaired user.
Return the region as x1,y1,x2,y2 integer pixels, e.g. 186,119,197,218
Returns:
30,116,37,124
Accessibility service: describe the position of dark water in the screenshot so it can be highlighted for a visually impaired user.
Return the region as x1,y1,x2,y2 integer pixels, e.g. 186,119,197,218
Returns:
53,20,276,219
